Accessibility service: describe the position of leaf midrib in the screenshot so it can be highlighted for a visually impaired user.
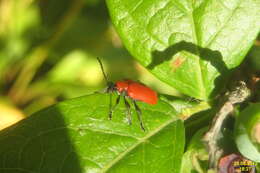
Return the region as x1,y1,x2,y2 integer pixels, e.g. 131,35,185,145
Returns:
189,9,206,99
100,117,178,172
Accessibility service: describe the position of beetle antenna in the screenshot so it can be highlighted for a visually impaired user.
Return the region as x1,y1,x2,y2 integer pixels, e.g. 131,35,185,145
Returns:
97,57,109,84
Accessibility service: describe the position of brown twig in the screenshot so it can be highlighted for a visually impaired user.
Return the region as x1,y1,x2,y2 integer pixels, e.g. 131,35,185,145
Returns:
203,81,251,171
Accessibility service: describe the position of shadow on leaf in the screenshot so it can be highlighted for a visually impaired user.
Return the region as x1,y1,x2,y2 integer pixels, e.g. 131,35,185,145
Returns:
148,41,232,98
0,106,83,173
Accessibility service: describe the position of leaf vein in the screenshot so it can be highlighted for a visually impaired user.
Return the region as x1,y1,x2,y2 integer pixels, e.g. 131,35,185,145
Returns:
205,0,242,47
100,119,179,172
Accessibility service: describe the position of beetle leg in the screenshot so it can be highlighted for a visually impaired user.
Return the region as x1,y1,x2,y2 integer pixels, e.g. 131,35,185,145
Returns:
123,95,132,125
109,94,121,120
108,93,112,119
133,100,145,131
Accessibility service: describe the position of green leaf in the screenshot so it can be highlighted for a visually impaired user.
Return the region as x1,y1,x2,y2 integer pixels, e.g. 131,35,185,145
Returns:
248,45,260,70
160,95,210,120
106,0,260,100
0,93,185,173
181,127,208,173
235,103,260,162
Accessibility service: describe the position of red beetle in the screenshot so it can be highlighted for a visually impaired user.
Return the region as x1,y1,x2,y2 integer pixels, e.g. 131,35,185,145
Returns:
97,57,158,131
116,80,157,105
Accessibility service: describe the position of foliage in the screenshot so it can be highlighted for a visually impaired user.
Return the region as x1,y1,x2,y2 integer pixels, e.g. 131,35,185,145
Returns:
106,0,260,100
0,0,259,172
235,103,260,162
0,94,185,172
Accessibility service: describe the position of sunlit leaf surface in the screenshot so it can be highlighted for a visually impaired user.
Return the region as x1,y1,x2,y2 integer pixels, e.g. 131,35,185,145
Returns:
0,93,185,173
106,0,260,100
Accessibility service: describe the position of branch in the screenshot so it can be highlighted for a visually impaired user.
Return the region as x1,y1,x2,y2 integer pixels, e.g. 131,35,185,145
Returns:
203,81,251,171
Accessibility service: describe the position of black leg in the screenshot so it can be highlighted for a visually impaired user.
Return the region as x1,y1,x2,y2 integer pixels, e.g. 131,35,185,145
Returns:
123,96,132,125
133,100,145,131
108,93,112,119
109,94,121,120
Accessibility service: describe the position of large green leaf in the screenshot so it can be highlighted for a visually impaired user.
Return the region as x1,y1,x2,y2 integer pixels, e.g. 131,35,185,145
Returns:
0,93,185,173
106,0,260,100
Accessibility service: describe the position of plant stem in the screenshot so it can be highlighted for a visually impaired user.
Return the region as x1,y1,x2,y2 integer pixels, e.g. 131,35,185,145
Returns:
203,81,251,171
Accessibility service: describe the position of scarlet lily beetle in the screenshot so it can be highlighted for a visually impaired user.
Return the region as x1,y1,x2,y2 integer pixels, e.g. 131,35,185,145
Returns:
97,57,158,131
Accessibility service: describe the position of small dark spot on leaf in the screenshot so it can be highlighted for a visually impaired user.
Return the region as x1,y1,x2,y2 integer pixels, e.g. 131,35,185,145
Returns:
171,56,186,72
